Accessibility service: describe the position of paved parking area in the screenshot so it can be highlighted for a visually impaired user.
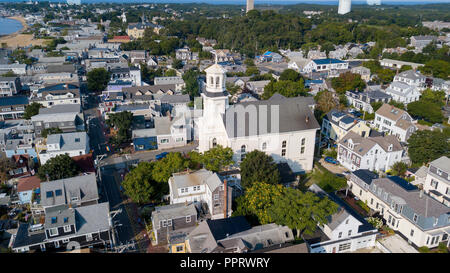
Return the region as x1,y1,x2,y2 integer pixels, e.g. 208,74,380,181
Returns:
377,234,419,253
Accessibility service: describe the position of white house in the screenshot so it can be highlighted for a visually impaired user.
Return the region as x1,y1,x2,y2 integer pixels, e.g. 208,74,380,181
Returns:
423,156,450,207
383,81,421,104
198,62,320,173
348,170,450,248
168,169,232,219
305,184,378,253
337,131,404,172
374,104,417,142
303,59,348,73
393,70,426,89
39,132,90,164
154,115,188,150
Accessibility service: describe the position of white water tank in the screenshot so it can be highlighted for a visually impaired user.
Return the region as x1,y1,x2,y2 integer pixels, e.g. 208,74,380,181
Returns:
338,0,352,15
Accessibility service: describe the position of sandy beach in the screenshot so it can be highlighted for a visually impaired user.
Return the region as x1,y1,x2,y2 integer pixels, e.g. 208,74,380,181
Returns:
0,16,47,48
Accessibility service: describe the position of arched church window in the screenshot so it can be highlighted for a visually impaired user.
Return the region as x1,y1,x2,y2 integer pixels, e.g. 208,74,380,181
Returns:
216,76,220,88
262,142,267,150
212,138,217,148
240,145,246,161
209,76,214,86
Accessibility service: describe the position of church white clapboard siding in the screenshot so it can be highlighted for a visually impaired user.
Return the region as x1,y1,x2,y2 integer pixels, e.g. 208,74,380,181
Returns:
198,62,320,173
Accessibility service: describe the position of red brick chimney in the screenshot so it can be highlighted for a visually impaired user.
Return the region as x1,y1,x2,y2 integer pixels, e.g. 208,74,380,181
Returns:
223,180,228,219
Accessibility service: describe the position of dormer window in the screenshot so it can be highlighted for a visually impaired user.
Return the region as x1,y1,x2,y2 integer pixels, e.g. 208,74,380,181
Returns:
388,144,393,152
413,214,418,222
348,142,354,150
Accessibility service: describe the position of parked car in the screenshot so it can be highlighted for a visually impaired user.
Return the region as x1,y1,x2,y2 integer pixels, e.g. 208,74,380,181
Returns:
324,156,338,165
155,152,169,160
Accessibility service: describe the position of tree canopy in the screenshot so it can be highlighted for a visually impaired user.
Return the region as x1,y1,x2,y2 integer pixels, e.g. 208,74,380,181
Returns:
262,79,307,100
23,102,43,120
38,154,80,181
201,145,234,173
331,72,366,94
233,182,286,225
87,68,110,93
240,150,280,189
122,161,162,204
407,129,450,165
407,89,445,124
106,111,134,145
268,188,339,236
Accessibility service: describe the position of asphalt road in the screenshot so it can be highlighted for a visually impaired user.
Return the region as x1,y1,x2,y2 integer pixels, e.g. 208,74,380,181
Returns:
100,167,137,249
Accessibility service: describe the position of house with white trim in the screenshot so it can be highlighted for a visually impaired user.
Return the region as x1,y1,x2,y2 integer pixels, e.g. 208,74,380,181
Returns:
347,170,450,248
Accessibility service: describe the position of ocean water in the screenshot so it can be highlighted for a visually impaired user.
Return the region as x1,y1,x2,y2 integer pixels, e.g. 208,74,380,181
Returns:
0,17,23,36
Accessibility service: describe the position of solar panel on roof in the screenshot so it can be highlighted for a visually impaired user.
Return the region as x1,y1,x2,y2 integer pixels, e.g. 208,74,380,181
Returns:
388,176,418,191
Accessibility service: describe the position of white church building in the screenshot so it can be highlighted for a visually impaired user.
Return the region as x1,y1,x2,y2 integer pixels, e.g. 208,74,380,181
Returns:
197,62,320,173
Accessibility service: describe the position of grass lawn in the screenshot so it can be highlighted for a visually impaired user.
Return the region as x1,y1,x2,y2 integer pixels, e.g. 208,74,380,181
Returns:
304,163,347,193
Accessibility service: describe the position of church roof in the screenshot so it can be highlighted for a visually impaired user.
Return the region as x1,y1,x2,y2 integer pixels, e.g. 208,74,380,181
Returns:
223,94,320,138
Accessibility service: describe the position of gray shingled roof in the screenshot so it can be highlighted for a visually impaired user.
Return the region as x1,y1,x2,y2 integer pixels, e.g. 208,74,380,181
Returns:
373,177,449,218
40,174,98,207
429,156,450,175
224,94,320,138
152,203,197,224
169,169,222,200
74,202,110,234
46,131,88,152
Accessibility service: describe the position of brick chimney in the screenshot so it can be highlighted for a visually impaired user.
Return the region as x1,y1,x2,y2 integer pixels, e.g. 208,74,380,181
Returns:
223,180,228,219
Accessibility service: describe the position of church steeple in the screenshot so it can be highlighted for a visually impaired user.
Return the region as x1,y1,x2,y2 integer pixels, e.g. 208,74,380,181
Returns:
204,62,227,96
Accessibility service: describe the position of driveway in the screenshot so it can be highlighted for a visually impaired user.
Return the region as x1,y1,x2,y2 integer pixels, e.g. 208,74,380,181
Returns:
377,234,419,253
318,158,349,174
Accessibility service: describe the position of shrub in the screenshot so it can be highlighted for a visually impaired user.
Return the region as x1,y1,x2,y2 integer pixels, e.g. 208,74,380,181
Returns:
418,246,430,253
367,217,383,229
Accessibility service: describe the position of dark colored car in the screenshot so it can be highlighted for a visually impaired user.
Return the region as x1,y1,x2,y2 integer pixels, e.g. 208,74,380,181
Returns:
155,152,169,160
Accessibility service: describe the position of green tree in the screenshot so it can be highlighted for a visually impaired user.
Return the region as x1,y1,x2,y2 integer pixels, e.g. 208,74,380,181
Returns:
182,69,200,99
268,188,339,237
279,69,302,82
122,161,161,204
233,182,286,225
38,154,80,181
87,68,110,93
106,111,134,144
240,150,280,189
371,101,383,113
262,79,307,100
152,152,188,184
201,145,234,172
165,69,177,77
388,100,405,110
331,72,366,94
41,127,63,138
407,130,450,165
315,90,336,113
23,102,43,120
391,162,408,177
172,59,183,69
1,71,17,77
